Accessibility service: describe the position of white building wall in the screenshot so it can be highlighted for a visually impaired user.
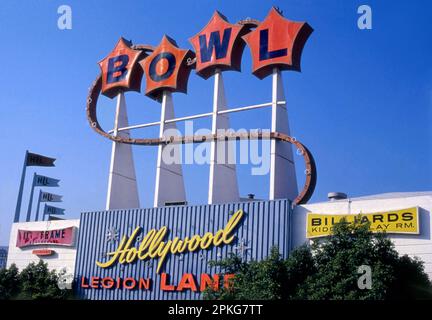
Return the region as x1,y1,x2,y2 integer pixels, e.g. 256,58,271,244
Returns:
7,219,80,275
293,193,432,279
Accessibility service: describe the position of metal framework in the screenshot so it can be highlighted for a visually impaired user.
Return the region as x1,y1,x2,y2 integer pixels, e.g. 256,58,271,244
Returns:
86,73,317,205
107,101,286,134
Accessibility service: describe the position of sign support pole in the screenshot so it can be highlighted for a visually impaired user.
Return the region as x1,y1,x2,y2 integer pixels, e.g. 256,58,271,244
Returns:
42,204,47,221
106,93,140,210
269,68,298,201
13,150,28,223
154,90,186,207
208,69,239,204
26,172,36,222
35,190,42,221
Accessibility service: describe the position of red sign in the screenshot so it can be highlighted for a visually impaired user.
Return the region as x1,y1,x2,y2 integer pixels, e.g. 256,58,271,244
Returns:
189,11,248,79
16,227,75,248
242,7,313,79
98,37,147,98
94,7,313,103
32,249,55,256
80,273,234,292
140,35,195,101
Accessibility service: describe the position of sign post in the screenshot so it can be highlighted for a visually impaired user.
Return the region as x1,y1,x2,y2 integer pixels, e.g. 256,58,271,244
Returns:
14,151,29,223
35,190,63,221
188,12,249,204
242,8,313,201
25,173,37,222
208,69,239,204
154,90,186,207
106,92,140,210
139,35,193,207
35,190,42,221
26,174,60,222
98,38,147,210
14,151,56,222
269,68,298,200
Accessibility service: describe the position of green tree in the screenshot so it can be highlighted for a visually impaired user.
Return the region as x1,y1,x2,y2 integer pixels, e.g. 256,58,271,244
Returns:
205,218,432,300
0,264,20,299
204,247,290,300
296,219,398,299
0,261,73,300
284,245,316,299
18,260,70,299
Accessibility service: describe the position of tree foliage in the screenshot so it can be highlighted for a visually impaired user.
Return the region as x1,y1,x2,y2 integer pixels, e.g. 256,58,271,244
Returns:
0,264,20,299
0,260,72,300
204,218,432,300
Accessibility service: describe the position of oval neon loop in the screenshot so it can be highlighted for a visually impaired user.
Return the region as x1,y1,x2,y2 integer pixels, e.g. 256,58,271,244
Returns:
86,73,317,205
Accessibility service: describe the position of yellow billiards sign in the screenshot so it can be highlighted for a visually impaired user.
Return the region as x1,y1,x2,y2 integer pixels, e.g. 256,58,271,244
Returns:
306,207,419,239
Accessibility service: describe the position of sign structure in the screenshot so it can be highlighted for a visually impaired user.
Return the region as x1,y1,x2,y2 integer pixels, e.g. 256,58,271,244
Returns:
14,151,56,223
43,204,66,216
306,207,420,238
86,7,316,208
78,7,316,300
95,209,244,273
26,173,61,222
26,153,56,167
74,199,292,300
16,226,76,248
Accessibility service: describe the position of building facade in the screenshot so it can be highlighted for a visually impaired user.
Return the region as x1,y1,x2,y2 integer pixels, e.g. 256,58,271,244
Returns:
74,199,292,300
5,192,431,299
293,192,432,279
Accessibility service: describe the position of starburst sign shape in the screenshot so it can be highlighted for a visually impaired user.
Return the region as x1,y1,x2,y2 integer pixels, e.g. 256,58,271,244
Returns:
105,227,119,243
242,7,313,79
140,35,195,101
98,37,147,98
189,11,249,79
233,238,252,260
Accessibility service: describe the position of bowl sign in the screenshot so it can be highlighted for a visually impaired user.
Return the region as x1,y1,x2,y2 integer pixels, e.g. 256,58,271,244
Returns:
97,7,313,100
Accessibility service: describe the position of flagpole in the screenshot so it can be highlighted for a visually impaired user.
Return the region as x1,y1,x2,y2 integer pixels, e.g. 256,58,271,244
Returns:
35,190,42,221
26,172,36,222
13,150,29,223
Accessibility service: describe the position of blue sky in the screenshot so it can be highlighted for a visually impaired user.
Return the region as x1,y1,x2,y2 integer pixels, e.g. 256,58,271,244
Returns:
0,0,430,245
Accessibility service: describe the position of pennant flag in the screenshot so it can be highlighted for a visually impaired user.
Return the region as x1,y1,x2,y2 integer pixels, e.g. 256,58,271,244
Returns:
15,151,56,222
40,191,62,202
48,215,65,221
26,152,56,167
34,174,60,187
44,204,65,216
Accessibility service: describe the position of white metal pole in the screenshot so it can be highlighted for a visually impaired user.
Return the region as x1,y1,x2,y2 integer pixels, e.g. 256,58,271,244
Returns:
106,93,121,209
14,150,28,222
208,69,239,204
106,92,140,210
154,90,186,207
269,68,298,201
